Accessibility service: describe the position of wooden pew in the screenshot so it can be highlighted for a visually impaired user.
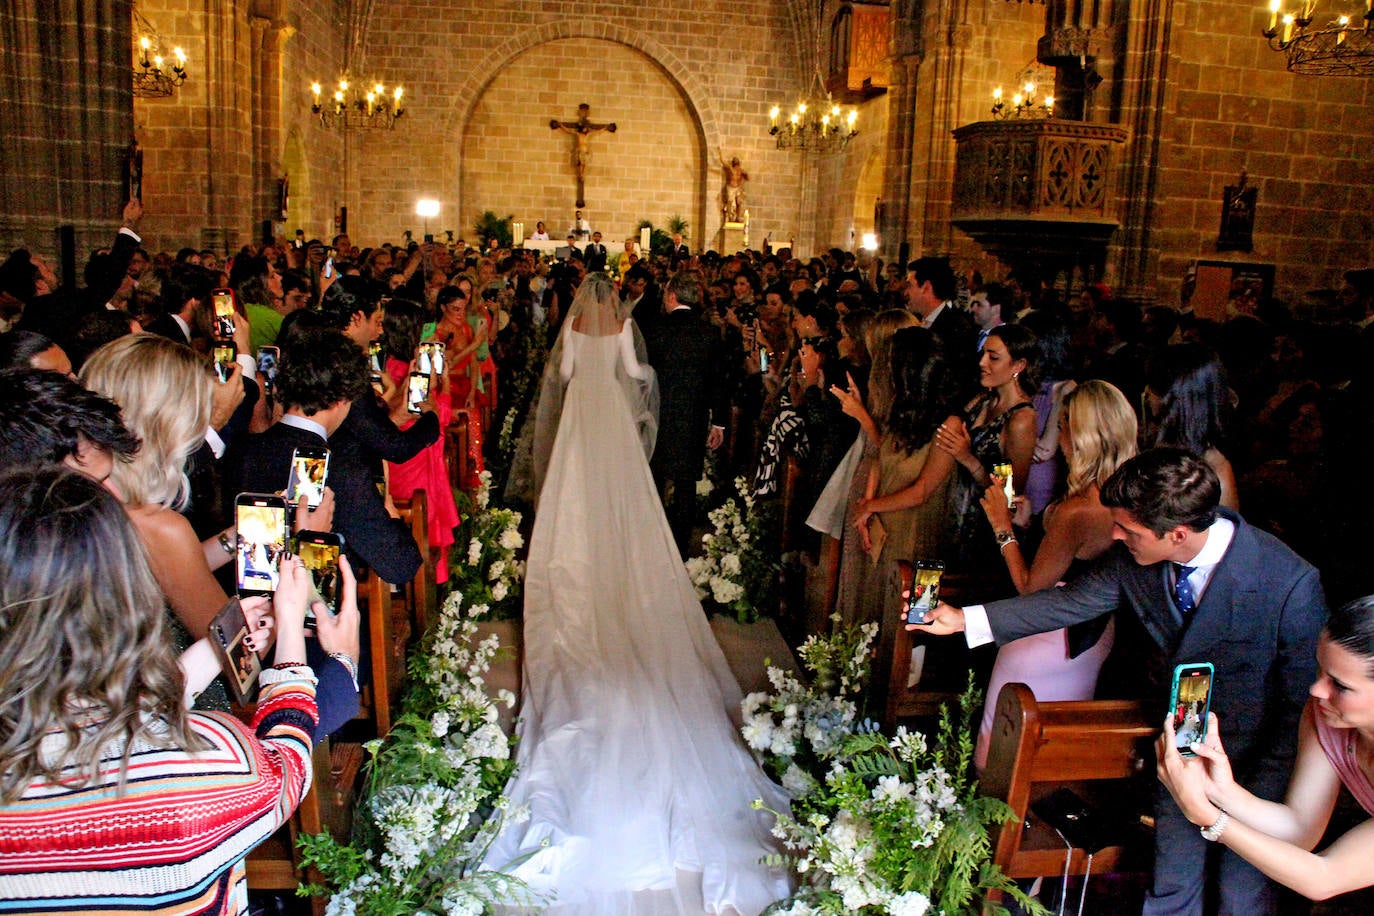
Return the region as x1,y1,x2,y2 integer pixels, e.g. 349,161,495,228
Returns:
979,682,1158,911
446,411,471,492
355,569,402,737
392,490,436,640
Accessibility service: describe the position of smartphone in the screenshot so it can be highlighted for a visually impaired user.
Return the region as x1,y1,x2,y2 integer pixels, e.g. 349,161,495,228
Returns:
407,371,430,414
208,596,261,704
211,288,236,338
323,257,335,279
234,493,289,597
759,348,770,373
213,341,237,384
285,445,330,509
368,341,384,384
294,230,304,249
993,461,1015,508
1169,662,1215,756
257,345,279,388
418,341,445,376
904,560,945,626
296,530,344,624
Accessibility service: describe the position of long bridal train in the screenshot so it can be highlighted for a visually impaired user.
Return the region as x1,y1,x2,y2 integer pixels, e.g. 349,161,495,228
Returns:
483,322,791,915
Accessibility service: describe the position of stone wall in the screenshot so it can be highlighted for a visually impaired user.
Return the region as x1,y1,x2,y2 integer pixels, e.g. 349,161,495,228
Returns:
1153,0,1374,304
345,1,808,253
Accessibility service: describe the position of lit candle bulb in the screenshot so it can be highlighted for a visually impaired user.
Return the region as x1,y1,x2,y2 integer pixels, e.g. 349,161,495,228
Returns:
1024,81,1036,96
173,47,186,68
1339,14,1350,42
847,109,858,128
334,89,344,104
339,79,349,92
1045,95,1055,114
1269,0,1281,30
769,105,780,126
393,86,403,112
798,102,807,115
1013,93,1023,107
1283,12,1295,42
790,113,800,126
830,104,841,117
311,82,322,103
993,86,1003,101
153,54,163,71
139,36,151,66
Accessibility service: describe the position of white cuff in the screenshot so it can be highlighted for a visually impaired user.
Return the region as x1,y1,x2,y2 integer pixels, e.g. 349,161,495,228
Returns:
964,604,994,648
237,354,257,376
118,226,142,243
204,427,226,459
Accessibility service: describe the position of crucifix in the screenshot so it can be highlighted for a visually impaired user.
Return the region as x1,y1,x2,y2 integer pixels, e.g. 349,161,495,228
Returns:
549,103,617,208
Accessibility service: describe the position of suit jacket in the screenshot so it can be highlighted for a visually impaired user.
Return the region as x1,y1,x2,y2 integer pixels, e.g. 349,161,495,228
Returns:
145,313,191,345
584,243,608,272
232,420,422,585
926,303,979,390
669,243,690,266
645,308,728,480
17,229,139,353
984,510,1326,797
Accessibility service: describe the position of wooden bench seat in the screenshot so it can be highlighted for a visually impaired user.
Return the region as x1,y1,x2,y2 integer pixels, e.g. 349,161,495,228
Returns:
979,682,1159,910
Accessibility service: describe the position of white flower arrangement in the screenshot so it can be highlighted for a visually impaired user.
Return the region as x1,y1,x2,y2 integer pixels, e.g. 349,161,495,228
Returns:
298,589,541,914
750,627,1047,916
685,476,780,623
450,480,526,620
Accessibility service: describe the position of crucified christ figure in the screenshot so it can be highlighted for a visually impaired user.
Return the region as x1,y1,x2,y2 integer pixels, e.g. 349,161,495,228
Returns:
550,103,617,208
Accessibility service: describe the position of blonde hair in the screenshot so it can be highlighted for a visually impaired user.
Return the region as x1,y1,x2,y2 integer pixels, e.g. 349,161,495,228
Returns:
1065,380,1138,497
0,469,200,802
863,308,920,431
79,334,212,510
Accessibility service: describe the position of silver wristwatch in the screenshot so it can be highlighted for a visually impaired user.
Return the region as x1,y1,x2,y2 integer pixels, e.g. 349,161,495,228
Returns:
1200,810,1229,842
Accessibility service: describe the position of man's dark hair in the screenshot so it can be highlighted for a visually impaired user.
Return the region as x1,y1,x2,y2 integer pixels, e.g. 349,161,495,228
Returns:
626,262,652,285
71,312,139,371
0,330,58,371
907,256,957,301
0,250,39,301
0,369,140,467
318,275,379,331
159,263,216,318
1100,447,1220,537
764,282,793,306
174,247,200,264
281,268,311,297
276,329,370,416
983,282,1013,313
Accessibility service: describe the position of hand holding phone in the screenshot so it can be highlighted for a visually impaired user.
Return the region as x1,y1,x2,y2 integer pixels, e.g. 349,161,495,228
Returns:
211,288,237,338
406,371,431,414
213,341,238,384
313,553,361,669
296,530,344,629
208,597,262,703
1169,662,1215,756
286,446,330,509
235,493,289,597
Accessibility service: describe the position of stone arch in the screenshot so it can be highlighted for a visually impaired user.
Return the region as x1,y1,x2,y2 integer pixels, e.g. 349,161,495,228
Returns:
281,129,313,236
440,22,725,242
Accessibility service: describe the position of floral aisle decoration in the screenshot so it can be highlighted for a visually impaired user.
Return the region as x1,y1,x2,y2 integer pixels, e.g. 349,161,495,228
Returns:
448,470,525,620
296,589,540,915
685,475,781,624
488,323,549,496
743,624,1045,916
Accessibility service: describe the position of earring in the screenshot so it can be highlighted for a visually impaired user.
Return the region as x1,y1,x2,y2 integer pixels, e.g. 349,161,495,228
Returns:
1013,371,1019,379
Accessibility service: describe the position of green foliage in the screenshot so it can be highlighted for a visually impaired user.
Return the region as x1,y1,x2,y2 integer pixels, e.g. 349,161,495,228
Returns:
473,210,514,249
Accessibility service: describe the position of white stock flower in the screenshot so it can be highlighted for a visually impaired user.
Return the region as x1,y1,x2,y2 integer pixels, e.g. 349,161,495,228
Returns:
872,774,913,805
467,538,483,565
888,891,931,916
430,710,451,738
709,575,744,605
720,553,742,576
499,526,524,551
781,763,816,796
491,580,509,602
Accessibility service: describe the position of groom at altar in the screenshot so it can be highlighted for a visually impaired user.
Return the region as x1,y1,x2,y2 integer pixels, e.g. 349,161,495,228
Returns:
645,273,729,557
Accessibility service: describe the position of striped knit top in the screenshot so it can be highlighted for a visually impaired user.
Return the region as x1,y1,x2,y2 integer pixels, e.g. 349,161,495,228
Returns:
0,672,318,915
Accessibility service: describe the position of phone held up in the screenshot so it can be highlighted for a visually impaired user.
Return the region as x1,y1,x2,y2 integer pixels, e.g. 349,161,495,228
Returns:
212,341,237,384
407,371,431,415
234,493,289,598
211,288,237,339
295,530,344,630
285,445,330,509
1168,662,1215,756
418,341,445,377
208,596,261,703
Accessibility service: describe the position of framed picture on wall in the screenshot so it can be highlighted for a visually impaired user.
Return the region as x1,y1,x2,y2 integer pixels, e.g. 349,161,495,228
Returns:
1189,260,1274,321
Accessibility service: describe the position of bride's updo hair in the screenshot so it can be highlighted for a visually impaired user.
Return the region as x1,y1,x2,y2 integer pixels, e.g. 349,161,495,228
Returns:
569,271,625,335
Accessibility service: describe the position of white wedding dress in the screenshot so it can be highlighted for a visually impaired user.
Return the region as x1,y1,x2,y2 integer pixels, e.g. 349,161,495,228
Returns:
485,325,791,915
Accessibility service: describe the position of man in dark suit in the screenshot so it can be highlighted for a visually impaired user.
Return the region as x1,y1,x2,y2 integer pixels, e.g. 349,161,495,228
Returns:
233,327,424,586
583,231,608,272
906,256,978,389
623,262,662,331
644,273,728,557
916,448,1326,916
146,262,215,345
668,232,690,269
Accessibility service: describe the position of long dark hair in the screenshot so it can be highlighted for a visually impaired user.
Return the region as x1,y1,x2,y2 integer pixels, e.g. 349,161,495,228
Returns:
887,326,960,454
1146,343,1227,455
987,324,1040,397
1325,595,1374,677
381,298,427,364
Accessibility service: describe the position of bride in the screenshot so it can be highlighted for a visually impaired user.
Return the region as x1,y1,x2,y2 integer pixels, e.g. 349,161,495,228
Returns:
485,273,790,914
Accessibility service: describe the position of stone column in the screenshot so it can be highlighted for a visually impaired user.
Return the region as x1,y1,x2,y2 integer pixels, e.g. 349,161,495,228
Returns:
878,1,923,262
250,1,293,242
0,0,134,255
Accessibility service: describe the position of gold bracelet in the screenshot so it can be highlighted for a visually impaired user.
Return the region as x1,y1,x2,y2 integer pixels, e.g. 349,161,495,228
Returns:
217,532,234,555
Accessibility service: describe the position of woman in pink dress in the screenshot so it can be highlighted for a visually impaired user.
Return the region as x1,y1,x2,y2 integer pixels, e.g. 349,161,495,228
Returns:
381,299,460,583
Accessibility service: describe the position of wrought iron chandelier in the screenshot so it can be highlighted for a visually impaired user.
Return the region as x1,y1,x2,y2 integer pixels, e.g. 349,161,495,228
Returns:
989,61,1055,120
768,75,858,152
1263,0,1374,75
131,10,187,98
310,76,405,131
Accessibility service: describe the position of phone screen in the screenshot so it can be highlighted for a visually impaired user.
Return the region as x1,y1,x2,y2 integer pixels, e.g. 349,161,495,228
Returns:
212,289,236,338
297,532,342,617
213,343,237,384
323,257,335,279
286,447,329,509
257,346,279,386
407,371,430,414
905,562,945,625
235,495,288,595
1169,663,1215,755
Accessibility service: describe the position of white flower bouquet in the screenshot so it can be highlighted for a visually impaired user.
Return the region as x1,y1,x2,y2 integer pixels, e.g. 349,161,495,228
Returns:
685,475,780,623
449,470,525,620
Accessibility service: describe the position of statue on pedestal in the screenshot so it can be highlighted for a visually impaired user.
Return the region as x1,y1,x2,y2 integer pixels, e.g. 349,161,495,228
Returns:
720,151,748,224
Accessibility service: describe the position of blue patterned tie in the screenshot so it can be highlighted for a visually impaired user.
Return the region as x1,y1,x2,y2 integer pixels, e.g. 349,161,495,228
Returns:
1173,564,1197,614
